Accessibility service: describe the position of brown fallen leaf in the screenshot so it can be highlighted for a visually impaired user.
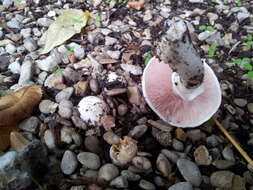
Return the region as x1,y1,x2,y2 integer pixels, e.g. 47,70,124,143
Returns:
128,0,145,10
0,85,42,150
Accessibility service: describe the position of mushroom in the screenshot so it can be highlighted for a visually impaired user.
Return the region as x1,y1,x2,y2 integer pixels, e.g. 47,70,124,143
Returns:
110,136,138,166
78,96,108,126
142,17,221,128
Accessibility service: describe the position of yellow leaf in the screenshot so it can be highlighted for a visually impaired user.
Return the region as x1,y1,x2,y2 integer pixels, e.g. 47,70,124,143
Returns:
41,9,90,55
0,85,42,150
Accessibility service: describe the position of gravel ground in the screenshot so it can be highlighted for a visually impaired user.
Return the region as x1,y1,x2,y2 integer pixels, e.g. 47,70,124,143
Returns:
0,0,253,190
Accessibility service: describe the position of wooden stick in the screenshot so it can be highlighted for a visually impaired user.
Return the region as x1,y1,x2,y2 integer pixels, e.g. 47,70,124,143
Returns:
214,117,253,167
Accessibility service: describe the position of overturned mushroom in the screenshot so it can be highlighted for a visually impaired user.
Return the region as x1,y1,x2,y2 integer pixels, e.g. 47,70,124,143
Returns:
110,136,138,166
142,17,221,128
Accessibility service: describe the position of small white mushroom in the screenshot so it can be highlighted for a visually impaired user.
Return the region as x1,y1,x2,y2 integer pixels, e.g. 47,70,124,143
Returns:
78,96,108,126
110,136,138,166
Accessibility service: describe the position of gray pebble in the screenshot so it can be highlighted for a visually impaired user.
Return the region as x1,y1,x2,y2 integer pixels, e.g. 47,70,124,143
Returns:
58,100,73,119
117,104,128,116
132,156,152,171
172,138,184,151
110,176,128,188
161,149,186,163
121,170,140,181
177,158,202,186
98,164,119,181
7,18,20,29
128,125,148,139
20,28,32,38
206,135,219,147
212,160,235,169
5,44,16,54
89,78,100,93
168,182,193,190
18,60,33,85
55,87,74,103
156,153,172,176
139,179,156,190
37,18,53,27
103,131,121,145
234,98,247,107
19,116,39,134
70,186,85,190
61,150,78,175
77,152,100,170
83,170,98,178
84,136,102,154
210,170,234,189
23,38,37,52
222,146,235,162
8,61,21,74
39,99,58,114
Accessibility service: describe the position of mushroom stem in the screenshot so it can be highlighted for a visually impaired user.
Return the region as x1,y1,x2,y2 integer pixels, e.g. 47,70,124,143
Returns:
158,17,204,90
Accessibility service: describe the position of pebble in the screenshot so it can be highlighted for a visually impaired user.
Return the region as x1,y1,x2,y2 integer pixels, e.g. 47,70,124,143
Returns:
106,88,127,96
172,139,184,151
89,78,100,93
74,81,88,96
101,115,115,131
83,170,98,178
186,129,206,142
222,146,235,162
8,61,21,74
70,186,85,190
19,116,39,134
44,129,56,149
103,131,121,145
23,38,37,52
175,128,188,142
63,67,80,83
139,179,156,190
44,73,66,89
18,60,33,85
71,115,87,130
93,0,102,7
84,136,102,154
58,100,73,119
110,176,128,188
39,99,58,114
231,175,246,190
68,43,85,60
161,149,186,163
210,170,234,189
121,64,142,75
117,104,128,116
168,182,193,190
36,54,61,72
10,132,30,152
212,160,235,169
177,158,202,186
5,44,16,54
132,156,152,171
61,150,78,175
60,126,74,144
234,98,247,107
206,135,219,147
193,145,212,165
128,125,148,139
3,0,13,7
20,28,32,38
77,152,101,170
98,164,119,181
152,127,172,147
37,18,53,27
156,153,172,176
7,18,20,29
106,50,121,60
55,87,74,103
121,170,140,181
105,36,117,46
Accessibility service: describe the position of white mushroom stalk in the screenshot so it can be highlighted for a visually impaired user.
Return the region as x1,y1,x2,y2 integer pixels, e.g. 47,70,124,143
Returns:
110,136,138,166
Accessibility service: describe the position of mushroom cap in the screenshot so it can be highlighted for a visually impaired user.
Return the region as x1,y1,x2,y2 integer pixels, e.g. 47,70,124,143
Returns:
142,57,221,128
78,96,108,126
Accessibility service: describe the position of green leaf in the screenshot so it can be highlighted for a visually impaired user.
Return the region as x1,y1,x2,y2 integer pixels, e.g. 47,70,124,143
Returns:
236,0,242,6
199,25,206,31
66,46,75,55
209,44,217,57
247,71,253,79
206,26,214,31
211,0,217,3
53,65,63,75
242,57,251,63
144,51,153,66
122,0,128,5
246,41,253,49
244,63,253,71
247,34,253,41
234,58,242,64
94,14,100,26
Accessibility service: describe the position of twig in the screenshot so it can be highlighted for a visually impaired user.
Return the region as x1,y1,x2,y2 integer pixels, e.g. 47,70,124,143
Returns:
213,117,253,167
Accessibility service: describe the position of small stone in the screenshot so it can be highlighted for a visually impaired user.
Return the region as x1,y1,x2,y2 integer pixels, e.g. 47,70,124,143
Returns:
77,152,101,170
121,170,140,181
63,67,80,83
210,171,234,189
74,81,88,96
89,78,100,93
222,146,235,162
128,125,148,139
7,18,20,29
84,136,102,154
105,36,117,46
175,128,188,142
132,156,152,171
23,38,37,52
3,0,13,7
212,160,235,169
161,149,186,163
128,86,141,105
37,18,53,27
106,88,127,96
156,153,172,176
194,145,212,165
234,98,247,107
39,100,58,114
121,64,142,75
36,54,61,72
19,116,39,134
98,164,119,181
103,131,121,145
18,60,33,85
55,87,74,103
247,103,253,113
70,186,85,190
47,10,56,17
93,0,102,6
44,129,56,149
61,150,78,175
44,73,66,89
152,127,172,147
110,176,128,188
60,126,74,144
10,132,30,152
5,44,16,54
168,182,193,190
139,179,156,190
231,175,246,190
206,135,219,147
20,28,32,38
187,129,206,142
172,138,184,151
71,115,87,130
107,50,121,59
83,170,98,178
101,115,115,131
177,158,202,186
58,100,73,119
117,104,128,116
8,61,21,74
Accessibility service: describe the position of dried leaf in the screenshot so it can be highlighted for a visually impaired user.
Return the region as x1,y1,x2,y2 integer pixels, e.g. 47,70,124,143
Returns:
41,10,90,54
0,85,42,150
128,0,145,10
10,131,30,152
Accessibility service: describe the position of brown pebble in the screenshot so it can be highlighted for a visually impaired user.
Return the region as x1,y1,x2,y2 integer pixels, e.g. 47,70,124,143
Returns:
89,78,100,94
84,136,102,154
74,81,88,96
127,86,141,105
101,115,116,131
175,128,188,142
117,104,128,116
